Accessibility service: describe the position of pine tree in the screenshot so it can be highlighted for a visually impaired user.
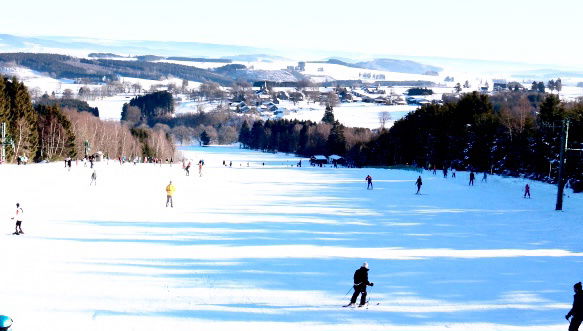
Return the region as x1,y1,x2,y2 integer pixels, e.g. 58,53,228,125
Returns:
5,77,39,161
200,130,210,146
238,120,251,148
250,121,265,149
322,105,335,124
0,76,6,124
327,121,346,155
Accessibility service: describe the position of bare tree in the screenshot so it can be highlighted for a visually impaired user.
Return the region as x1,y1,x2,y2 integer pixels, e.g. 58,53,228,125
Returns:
125,106,142,124
320,92,339,108
499,96,534,139
171,125,195,145
378,111,392,129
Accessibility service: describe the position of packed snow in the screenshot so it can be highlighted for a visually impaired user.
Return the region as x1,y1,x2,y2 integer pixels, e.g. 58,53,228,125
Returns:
0,145,581,331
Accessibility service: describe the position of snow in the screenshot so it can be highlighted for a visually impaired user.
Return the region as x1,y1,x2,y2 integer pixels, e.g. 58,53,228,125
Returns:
282,102,418,129
0,145,581,331
302,62,443,84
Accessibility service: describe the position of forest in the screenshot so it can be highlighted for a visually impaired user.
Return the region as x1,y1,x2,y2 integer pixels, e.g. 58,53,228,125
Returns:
0,76,176,163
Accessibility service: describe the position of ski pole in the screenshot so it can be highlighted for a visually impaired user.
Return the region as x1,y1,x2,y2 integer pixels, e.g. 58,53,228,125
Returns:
344,285,354,296
366,285,373,306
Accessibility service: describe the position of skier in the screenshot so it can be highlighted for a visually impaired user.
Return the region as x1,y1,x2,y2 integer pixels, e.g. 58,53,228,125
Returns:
524,184,531,198
198,162,203,177
482,172,488,183
365,175,373,190
443,168,448,178
346,262,374,307
165,181,176,208
90,170,97,186
415,176,423,194
451,169,456,178
185,161,191,176
11,203,24,235
566,282,583,331
469,171,475,186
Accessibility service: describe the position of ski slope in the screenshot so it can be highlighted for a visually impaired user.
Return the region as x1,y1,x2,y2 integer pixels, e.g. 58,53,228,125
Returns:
0,145,581,331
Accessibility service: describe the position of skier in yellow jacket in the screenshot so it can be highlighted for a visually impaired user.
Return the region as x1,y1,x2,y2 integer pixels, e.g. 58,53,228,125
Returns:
165,181,176,208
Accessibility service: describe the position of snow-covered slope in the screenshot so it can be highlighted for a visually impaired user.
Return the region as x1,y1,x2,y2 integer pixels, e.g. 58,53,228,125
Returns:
0,145,580,331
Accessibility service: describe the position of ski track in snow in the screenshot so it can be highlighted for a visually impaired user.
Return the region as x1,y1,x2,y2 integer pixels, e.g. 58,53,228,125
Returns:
0,145,581,331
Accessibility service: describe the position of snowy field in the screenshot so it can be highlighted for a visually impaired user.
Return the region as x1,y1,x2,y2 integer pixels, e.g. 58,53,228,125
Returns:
283,102,418,129
0,145,582,331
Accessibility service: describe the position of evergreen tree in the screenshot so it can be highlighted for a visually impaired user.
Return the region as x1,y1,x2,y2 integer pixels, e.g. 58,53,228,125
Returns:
238,120,251,148
547,79,555,92
556,78,562,93
200,130,211,146
0,77,6,124
538,94,564,124
327,121,347,155
454,83,462,93
531,81,538,91
322,105,335,124
6,78,39,161
298,123,309,154
250,121,265,149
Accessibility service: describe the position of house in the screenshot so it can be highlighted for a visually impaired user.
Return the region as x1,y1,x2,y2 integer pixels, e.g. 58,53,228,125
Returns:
310,155,328,165
276,91,289,100
230,101,250,113
274,108,289,118
374,96,390,105
493,79,508,91
267,103,278,112
328,154,346,166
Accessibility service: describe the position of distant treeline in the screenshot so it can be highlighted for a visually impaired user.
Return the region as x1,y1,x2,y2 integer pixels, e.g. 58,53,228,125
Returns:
238,118,373,158
237,92,583,189
406,88,433,95
35,96,99,117
0,53,233,85
88,53,124,58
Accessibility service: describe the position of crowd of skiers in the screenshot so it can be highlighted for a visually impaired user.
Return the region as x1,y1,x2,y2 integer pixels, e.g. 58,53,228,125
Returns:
364,168,533,198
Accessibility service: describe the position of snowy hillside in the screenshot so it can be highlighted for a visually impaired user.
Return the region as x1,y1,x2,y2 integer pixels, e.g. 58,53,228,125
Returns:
0,145,581,331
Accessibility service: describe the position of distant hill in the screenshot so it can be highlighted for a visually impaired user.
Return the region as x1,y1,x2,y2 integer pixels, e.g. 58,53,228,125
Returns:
88,53,125,59
354,58,442,75
167,57,232,63
0,34,273,58
311,58,441,75
225,54,289,62
0,53,234,85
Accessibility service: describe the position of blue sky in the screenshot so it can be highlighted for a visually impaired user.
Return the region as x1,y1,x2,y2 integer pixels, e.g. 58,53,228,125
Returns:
2,0,581,65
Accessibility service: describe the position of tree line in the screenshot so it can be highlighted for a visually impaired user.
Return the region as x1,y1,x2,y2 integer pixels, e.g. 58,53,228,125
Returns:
236,91,583,189
0,76,176,163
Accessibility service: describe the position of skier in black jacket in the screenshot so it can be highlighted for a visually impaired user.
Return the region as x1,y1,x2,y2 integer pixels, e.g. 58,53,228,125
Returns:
347,262,374,307
566,282,583,331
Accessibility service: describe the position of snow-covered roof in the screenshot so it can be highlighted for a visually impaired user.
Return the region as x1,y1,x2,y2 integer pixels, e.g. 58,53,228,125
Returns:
311,155,327,160
328,154,344,160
